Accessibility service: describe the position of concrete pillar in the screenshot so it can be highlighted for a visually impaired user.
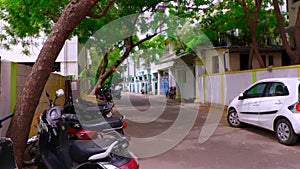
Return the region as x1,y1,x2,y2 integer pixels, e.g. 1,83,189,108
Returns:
168,68,175,87
157,71,161,95
194,59,205,103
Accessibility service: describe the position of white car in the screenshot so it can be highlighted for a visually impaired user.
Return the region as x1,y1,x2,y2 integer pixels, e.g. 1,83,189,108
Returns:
227,77,300,145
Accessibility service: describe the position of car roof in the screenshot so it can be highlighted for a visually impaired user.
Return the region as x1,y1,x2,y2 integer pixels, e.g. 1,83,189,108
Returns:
256,77,300,83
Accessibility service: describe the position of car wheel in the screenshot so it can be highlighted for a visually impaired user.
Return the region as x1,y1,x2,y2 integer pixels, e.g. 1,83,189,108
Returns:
275,119,298,145
227,109,242,127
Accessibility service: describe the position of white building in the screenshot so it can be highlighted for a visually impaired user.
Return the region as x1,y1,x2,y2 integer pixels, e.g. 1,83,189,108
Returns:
121,43,178,96
0,20,79,79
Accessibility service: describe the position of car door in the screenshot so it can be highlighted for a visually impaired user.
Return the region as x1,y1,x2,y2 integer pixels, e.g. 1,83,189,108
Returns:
258,82,288,130
238,82,268,125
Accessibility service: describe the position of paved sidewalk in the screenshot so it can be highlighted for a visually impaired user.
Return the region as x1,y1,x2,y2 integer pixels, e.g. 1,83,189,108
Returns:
80,92,226,119
126,92,212,109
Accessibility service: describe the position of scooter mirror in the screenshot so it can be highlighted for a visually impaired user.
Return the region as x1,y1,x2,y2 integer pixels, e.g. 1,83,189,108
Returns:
56,89,65,98
46,90,50,98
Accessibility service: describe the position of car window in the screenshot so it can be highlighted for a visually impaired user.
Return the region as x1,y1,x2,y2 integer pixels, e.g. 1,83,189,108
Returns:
267,82,289,96
244,83,267,98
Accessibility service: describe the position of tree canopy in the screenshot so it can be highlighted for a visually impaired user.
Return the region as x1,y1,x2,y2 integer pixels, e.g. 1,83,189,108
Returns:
199,0,284,47
0,0,294,167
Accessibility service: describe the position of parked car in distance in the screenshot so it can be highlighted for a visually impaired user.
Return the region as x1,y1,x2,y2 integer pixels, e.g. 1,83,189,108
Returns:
227,77,300,145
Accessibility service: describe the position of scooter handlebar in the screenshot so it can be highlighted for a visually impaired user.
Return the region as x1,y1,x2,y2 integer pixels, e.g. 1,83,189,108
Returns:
0,114,13,128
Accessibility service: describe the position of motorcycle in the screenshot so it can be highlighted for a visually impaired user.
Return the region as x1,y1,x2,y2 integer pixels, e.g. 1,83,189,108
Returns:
166,86,176,99
25,89,138,169
97,88,113,102
0,113,17,169
64,96,127,139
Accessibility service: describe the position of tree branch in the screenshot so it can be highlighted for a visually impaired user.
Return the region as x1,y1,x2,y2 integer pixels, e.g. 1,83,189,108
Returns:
94,37,134,95
133,33,158,48
294,6,300,63
133,22,166,47
240,0,265,68
273,0,295,61
95,4,103,12
88,0,115,18
93,18,166,95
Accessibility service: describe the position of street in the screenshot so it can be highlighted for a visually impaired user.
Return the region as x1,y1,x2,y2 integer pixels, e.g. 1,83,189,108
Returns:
114,92,300,169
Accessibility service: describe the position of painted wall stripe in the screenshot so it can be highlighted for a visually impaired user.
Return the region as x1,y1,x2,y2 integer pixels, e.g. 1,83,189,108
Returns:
252,71,257,83
10,62,17,113
221,74,225,105
203,76,206,104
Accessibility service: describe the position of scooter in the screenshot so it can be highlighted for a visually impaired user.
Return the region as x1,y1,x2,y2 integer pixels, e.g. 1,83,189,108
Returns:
0,113,18,169
97,88,113,102
26,89,138,169
166,86,176,99
64,96,127,139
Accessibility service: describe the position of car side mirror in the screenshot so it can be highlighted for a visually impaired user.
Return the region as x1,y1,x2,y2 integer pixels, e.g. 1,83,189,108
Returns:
238,93,245,100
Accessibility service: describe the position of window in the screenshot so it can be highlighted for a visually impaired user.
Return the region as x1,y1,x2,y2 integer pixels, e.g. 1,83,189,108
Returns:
268,56,274,66
244,83,267,98
240,54,249,70
261,55,266,66
267,82,289,96
212,56,219,73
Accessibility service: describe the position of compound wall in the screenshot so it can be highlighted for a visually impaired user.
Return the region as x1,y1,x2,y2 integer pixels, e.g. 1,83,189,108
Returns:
0,60,69,136
198,65,300,106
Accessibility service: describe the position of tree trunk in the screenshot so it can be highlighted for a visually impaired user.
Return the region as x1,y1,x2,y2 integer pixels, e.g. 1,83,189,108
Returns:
94,32,158,96
6,0,97,167
273,0,300,64
248,45,254,69
294,6,300,64
251,34,266,68
240,0,266,68
95,38,134,95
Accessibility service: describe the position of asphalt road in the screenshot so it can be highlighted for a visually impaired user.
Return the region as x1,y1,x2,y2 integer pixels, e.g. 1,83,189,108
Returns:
114,92,300,169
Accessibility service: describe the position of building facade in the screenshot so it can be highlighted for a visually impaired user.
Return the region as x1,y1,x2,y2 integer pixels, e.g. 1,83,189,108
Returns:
0,20,79,79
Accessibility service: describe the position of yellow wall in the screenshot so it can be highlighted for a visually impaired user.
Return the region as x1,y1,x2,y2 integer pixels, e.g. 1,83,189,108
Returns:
29,74,67,136
13,64,68,137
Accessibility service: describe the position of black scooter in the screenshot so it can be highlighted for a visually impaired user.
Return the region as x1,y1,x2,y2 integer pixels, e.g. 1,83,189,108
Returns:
0,113,17,169
65,96,127,137
35,89,139,169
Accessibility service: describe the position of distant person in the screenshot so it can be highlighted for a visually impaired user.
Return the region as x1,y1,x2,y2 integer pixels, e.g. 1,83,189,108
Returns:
141,86,145,94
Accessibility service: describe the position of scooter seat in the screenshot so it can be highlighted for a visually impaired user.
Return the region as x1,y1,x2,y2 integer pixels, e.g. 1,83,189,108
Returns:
106,117,123,128
81,117,123,130
70,140,106,163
